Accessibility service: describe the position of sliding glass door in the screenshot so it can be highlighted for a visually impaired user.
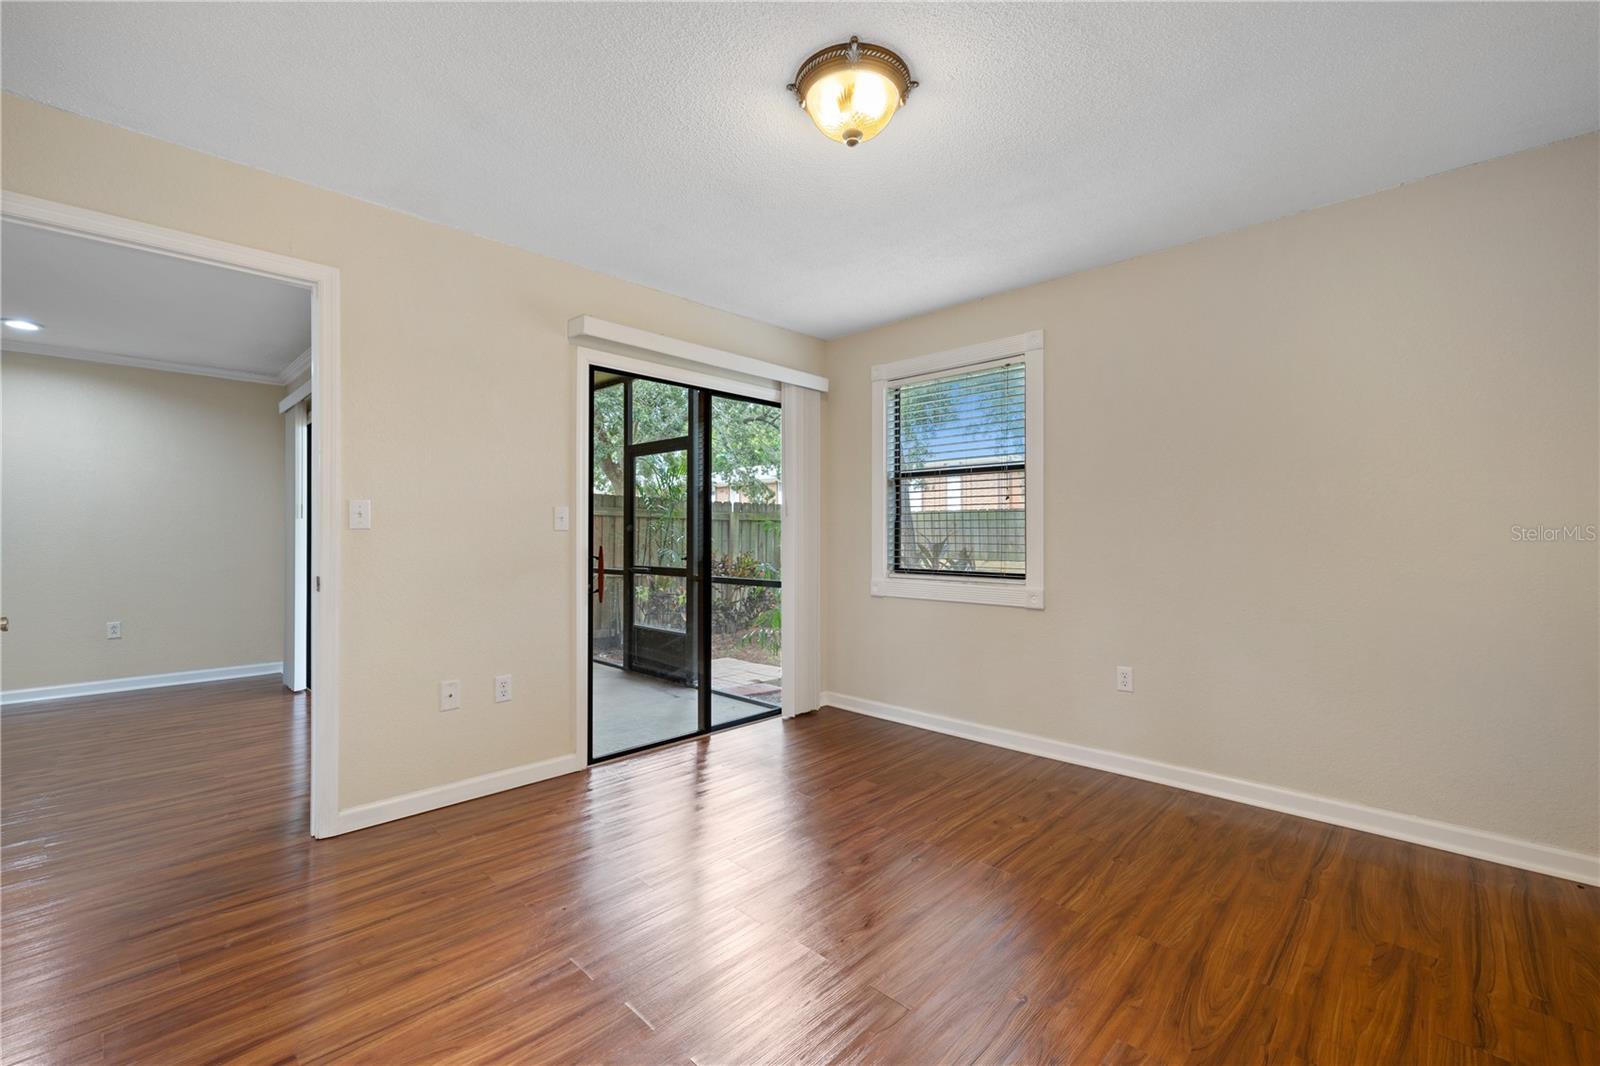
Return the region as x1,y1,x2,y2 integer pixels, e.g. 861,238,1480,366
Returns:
707,394,783,720
589,368,782,760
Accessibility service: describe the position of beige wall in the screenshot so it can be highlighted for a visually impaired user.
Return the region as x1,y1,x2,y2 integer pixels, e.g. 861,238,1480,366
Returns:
822,134,1599,857
1,94,823,809
7,91,1592,857
2,352,285,689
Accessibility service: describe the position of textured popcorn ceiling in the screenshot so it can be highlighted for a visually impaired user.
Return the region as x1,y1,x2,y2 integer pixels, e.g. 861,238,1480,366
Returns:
2,3,1595,339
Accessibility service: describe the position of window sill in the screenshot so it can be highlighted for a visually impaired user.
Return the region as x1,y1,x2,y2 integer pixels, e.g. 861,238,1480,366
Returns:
870,574,1044,610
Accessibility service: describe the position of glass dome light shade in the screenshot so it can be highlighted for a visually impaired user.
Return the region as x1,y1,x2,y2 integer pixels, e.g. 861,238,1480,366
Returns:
790,38,915,148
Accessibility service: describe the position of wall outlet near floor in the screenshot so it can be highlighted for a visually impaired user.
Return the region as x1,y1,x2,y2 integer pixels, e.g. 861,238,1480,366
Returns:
494,674,513,703
439,679,462,711
1116,665,1134,693
106,621,122,640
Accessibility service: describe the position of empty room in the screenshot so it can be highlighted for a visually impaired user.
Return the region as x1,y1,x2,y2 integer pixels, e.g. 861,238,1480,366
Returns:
0,3,1595,1064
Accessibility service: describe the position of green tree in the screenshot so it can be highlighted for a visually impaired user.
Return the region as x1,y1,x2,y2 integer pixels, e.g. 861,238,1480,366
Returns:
592,380,781,505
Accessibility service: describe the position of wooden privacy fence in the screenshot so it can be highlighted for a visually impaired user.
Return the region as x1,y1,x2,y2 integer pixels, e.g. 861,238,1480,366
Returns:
900,510,1026,565
592,495,782,568
592,496,1021,570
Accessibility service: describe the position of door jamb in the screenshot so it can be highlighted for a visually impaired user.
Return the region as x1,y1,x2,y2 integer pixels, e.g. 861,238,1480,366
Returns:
286,403,310,692
1,192,344,839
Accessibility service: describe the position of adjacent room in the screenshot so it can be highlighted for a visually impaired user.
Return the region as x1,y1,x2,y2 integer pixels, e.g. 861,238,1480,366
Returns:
0,3,1595,1064
1,222,318,875
0,223,315,700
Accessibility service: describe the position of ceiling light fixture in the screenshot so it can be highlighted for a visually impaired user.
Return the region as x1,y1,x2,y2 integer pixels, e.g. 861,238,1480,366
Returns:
2,318,41,332
788,36,916,147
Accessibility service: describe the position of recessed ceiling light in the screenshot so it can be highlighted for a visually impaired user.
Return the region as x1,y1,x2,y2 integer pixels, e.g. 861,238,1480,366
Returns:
2,318,42,332
788,36,916,148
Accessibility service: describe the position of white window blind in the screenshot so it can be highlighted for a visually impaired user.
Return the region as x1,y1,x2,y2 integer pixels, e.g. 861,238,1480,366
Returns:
886,359,1026,579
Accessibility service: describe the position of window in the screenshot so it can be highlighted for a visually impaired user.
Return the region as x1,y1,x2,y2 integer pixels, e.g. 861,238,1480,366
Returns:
871,331,1044,609
890,361,1023,576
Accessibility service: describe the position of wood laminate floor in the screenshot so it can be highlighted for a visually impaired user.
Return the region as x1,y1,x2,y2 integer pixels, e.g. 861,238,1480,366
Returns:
2,678,1596,1064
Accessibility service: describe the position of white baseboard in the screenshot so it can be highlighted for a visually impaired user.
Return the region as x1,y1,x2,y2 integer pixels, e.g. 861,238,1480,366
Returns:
329,753,585,836
2,662,285,707
822,690,1600,886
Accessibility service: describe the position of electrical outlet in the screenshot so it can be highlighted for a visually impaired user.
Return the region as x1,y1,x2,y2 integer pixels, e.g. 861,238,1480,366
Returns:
439,679,462,711
1116,666,1134,693
106,621,122,640
494,674,513,703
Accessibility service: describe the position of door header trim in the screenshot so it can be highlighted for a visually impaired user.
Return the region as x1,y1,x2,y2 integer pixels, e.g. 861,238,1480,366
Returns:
578,347,781,404
568,315,828,394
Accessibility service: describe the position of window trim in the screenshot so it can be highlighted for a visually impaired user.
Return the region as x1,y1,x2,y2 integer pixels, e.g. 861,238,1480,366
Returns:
870,330,1045,610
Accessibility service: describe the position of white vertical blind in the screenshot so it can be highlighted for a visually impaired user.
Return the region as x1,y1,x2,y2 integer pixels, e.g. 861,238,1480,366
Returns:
780,383,823,718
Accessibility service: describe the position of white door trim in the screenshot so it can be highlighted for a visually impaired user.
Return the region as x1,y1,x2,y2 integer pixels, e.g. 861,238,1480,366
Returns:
583,347,780,404
568,315,829,394
1,192,344,839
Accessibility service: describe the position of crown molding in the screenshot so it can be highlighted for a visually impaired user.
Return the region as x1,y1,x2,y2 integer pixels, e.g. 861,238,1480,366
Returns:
2,339,286,385
278,346,312,385
278,377,313,414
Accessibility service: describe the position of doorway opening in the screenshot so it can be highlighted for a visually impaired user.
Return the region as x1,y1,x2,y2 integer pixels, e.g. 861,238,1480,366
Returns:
0,193,341,837
588,366,782,760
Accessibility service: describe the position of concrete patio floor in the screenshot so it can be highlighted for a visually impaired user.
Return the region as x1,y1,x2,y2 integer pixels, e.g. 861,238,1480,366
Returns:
591,662,778,757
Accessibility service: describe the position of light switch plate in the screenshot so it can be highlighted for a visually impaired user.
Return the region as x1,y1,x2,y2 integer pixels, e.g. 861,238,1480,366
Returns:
553,506,570,532
348,499,372,530
439,679,461,711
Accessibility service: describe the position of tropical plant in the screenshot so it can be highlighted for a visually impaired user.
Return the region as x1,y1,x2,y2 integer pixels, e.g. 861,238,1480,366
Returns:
741,605,782,659
913,534,976,572
711,553,776,634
